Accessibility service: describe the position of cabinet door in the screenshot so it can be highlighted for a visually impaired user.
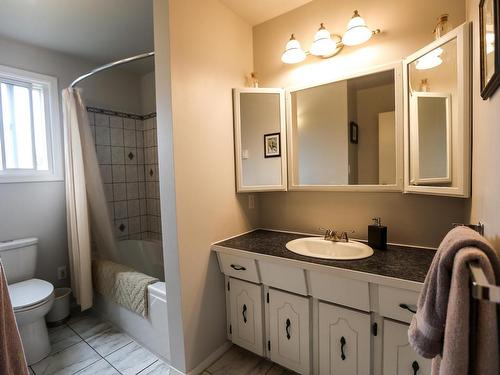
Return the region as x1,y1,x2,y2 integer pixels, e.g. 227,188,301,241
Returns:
383,319,431,375
229,278,264,356
318,302,371,375
268,288,310,374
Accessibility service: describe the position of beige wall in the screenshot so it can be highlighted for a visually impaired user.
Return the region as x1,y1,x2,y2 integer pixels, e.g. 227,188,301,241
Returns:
254,0,467,248
466,0,500,250
166,0,257,371
293,81,349,185
356,84,395,184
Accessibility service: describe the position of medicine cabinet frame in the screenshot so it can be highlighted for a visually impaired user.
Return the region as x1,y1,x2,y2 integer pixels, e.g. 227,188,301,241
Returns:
403,22,471,197
285,61,404,192
233,88,288,192
409,92,452,185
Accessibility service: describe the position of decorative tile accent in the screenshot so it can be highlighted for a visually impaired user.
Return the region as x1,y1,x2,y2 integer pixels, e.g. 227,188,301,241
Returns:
89,109,161,241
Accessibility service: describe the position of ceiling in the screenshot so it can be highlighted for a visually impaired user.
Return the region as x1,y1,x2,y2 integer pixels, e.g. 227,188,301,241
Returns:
220,0,313,25
0,0,154,74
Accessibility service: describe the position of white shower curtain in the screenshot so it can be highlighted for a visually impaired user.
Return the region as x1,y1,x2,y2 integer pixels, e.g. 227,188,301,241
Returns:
62,88,118,310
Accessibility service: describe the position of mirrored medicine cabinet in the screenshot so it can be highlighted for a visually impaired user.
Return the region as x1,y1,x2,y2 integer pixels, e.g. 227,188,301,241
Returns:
286,63,403,192
233,88,287,192
233,22,471,197
403,22,471,197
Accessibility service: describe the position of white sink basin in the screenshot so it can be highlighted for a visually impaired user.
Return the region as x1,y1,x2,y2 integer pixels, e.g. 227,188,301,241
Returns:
286,237,374,260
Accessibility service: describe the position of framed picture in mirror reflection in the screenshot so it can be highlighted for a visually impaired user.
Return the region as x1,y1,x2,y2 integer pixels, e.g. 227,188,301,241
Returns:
480,0,500,99
264,133,281,158
349,121,359,144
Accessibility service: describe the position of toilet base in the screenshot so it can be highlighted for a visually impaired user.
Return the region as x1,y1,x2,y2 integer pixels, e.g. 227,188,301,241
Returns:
18,317,51,365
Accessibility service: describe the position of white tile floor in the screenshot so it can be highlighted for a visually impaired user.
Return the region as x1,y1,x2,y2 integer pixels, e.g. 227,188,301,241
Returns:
29,312,169,375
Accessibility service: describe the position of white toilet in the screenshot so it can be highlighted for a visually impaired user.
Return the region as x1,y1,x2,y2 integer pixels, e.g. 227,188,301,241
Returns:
0,238,55,365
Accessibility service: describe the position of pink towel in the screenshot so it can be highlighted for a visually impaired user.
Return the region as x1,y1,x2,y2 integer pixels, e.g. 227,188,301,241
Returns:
0,259,29,375
409,226,500,375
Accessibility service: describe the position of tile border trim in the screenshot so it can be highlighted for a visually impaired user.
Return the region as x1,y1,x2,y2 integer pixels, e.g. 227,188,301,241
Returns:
87,106,157,121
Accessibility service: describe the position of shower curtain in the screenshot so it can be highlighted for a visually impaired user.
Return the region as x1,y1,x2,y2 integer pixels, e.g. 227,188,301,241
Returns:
62,88,118,310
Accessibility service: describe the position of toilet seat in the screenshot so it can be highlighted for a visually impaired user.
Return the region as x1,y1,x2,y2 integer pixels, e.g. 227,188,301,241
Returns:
8,278,54,312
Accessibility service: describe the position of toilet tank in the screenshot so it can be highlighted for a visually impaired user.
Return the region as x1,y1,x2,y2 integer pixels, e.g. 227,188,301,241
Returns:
0,238,38,284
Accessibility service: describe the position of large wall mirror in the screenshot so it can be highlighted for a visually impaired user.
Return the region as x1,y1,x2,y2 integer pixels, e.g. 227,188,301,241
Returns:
233,88,287,192
286,63,403,191
404,23,471,197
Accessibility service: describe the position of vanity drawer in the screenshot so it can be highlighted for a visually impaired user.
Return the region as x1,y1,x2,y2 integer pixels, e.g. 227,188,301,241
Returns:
309,271,370,311
218,253,260,283
378,285,419,323
258,261,308,296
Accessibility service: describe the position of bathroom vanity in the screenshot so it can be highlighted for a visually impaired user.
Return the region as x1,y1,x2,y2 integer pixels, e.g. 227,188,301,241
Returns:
213,230,435,375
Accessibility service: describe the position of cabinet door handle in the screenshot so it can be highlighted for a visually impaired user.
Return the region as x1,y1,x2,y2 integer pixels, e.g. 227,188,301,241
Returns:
242,304,247,323
230,264,246,271
285,318,291,339
340,336,346,360
399,303,417,314
412,361,420,375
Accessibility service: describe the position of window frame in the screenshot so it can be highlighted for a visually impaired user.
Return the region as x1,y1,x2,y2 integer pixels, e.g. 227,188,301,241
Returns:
0,64,63,183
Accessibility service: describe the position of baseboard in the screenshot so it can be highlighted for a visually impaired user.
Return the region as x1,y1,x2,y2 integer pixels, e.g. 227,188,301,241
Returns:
168,341,232,375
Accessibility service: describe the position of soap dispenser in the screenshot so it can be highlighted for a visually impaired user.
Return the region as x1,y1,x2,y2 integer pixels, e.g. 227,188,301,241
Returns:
368,217,387,250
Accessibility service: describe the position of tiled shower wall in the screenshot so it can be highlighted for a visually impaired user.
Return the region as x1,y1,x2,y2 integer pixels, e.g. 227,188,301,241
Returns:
88,108,161,241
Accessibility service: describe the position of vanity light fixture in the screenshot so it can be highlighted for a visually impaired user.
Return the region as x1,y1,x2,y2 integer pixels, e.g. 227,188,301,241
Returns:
415,47,443,70
486,32,495,54
342,10,380,46
310,23,342,57
281,34,307,64
281,10,380,64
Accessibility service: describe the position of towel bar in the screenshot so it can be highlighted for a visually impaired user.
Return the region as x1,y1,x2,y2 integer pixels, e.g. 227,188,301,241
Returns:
468,262,500,304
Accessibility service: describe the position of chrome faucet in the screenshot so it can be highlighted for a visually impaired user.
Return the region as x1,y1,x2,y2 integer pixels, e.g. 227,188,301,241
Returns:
320,227,351,242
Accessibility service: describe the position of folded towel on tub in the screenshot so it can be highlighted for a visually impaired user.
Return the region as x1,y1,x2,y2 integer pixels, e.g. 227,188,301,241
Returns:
408,226,500,375
92,258,159,317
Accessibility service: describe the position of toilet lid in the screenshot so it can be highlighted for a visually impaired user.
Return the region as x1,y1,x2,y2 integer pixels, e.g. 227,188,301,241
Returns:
8,279,54,311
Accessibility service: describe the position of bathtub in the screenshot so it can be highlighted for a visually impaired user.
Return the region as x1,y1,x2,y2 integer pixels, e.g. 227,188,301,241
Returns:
93,239,170,362
117,239,165,281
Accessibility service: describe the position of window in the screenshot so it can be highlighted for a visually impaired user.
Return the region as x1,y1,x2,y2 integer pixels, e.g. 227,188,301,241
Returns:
0,65,62,182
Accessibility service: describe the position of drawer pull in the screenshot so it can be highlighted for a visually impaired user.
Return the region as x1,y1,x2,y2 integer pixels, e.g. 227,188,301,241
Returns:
230,264,246,271
340,336,346,360
242,304,247,323
285,318,291,339
399,303,417,314
412,360,420,374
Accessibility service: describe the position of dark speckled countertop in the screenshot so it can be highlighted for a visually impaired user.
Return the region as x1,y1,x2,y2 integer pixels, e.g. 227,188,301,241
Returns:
214,230,436,283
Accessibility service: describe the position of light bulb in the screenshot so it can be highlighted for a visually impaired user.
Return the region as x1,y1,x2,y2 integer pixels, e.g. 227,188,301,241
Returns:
342,10,373,46
281,34,307,64
415,47,443,70
310,23,338,57
486,32,495,54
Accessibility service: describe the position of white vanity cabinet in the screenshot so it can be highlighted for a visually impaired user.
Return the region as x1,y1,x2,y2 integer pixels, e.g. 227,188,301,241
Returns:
228,278,265,356
382,319,432,375
217,247,430,375
318,302,371,375
268,288,311,374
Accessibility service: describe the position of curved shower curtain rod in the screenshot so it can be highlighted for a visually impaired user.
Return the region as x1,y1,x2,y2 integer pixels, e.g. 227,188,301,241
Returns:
70,51,155,88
